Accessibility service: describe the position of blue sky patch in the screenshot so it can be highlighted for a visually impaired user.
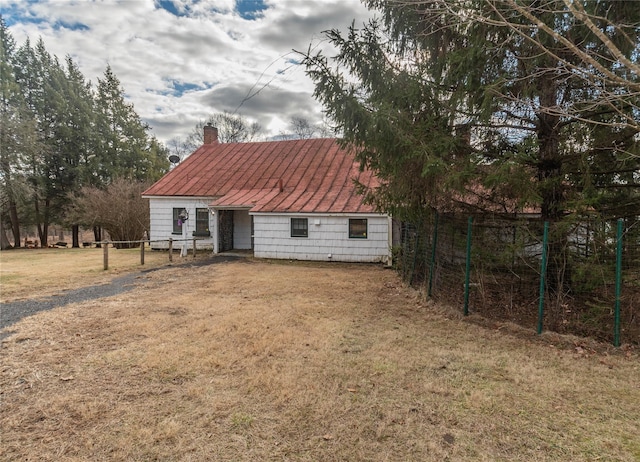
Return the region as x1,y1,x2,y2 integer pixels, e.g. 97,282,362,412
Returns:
1,3,46,27
155,79,209,97
53,20,89,31
156,0,188,17
173,80,203,94
235,0,268,20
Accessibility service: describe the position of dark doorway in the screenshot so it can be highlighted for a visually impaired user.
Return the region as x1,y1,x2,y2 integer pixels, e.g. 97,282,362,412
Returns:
218,210,234,252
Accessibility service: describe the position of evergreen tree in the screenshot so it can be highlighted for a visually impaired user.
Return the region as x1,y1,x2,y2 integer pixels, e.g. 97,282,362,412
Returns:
13,38,80,246
4,29,168,247
145,136,170,178
1,17,20,247
58,56,96,247
302,16,475,224
303,0,639,295
0,20,39,248
94,66,168,182
303,0,640,222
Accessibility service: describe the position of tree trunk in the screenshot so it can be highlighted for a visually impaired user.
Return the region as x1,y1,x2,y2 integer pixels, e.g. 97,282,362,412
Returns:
72,224,79,248
9,200,21,248
0,218,13,250
36,196,46,247
37,198,52,247
537,74,563,222
93,226,102,248
536,71,570,311
43,200,51,247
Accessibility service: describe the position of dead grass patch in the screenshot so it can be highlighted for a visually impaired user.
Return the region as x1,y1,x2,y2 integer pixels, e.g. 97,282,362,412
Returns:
1,260,639,461
0,247,206,303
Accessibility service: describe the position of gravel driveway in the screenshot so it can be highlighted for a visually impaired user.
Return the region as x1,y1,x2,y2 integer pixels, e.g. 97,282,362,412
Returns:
0,255,244,341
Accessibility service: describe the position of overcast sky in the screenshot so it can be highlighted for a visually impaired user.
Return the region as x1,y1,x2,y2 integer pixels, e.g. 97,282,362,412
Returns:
1,0,375,143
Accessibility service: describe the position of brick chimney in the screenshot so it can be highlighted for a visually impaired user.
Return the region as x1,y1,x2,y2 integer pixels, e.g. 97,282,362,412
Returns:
204,123,219,145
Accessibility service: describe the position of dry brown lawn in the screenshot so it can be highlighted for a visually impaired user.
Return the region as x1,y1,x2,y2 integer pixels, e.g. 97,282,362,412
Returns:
0,247,206,303
1,254,639,461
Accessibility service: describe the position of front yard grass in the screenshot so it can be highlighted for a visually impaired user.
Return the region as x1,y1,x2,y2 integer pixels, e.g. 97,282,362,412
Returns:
1,259,639,461
0,246,208,303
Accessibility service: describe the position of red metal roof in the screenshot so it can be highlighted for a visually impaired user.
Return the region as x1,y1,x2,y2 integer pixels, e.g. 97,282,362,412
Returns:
143,138,379,214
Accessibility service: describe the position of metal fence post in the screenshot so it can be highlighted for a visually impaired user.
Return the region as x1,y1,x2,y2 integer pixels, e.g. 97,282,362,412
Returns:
428,211,439,297
140,239,145,265
168,238,173,262
409,232,419,286
464,216,473,316
402,226,409,281
614,218,624,347
537,221,549,335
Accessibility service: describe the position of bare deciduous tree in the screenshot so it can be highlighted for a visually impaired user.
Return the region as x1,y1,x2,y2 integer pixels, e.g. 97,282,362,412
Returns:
69,178,151,249
288,116,318,139
166,136,192,163
279,116,338,140
186,112,262,148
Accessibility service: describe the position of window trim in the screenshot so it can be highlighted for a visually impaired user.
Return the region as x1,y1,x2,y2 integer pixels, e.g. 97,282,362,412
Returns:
291,217,308,238
349,218,368,239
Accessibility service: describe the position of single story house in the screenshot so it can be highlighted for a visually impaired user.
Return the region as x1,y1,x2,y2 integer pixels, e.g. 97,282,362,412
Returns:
142,125,393,263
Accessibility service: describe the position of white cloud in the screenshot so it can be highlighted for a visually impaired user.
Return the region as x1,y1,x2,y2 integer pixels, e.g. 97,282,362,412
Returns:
3,0,376,143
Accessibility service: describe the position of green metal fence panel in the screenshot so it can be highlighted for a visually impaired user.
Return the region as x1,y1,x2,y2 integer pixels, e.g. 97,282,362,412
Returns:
396,212,639,345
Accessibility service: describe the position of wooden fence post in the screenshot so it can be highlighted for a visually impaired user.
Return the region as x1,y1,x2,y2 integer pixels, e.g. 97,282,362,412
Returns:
103,241,109,270
168,238,173,262
193,238,197,259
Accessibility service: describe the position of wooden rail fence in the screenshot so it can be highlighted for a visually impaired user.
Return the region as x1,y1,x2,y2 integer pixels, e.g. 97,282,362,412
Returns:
99,238,203,270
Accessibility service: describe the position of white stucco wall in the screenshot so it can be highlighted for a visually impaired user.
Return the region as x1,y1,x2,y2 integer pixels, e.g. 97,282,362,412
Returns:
147,197,214,250
252,213,391,263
